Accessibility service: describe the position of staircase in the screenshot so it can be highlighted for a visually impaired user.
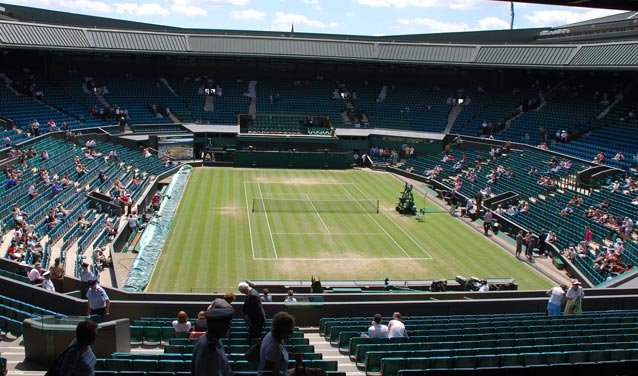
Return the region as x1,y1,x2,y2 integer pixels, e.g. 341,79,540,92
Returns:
376,85,388,103
159,78,177,96
0,73,20,95
204,95,215,112
444,105,463,133
303,329,363,376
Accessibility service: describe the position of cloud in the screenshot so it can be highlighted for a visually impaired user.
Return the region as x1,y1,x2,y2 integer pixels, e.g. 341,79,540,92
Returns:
397,17,468,33
113,3,170,16
476,16,510,30
524,9,625,27
345,11,355,17
303,0,319,3
356,0,497,9
272,11,338,30
232,9,266,21
171,0,206,16
58,0,110,13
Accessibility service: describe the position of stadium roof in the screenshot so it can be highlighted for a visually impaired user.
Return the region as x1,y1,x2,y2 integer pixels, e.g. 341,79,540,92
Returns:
1,3,638,70
560,10,638,28
492,0,638,11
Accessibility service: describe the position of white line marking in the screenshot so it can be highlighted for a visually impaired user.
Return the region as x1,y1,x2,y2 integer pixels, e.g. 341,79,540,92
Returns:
254,257,432,261
257,182,278,259
306,194,330,234
243,181,256,260
351,183,432,258
339,184,413,258
271,232,386,235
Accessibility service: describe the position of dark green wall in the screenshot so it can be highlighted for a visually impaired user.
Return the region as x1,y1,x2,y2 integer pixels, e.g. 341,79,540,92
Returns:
234,150,351,169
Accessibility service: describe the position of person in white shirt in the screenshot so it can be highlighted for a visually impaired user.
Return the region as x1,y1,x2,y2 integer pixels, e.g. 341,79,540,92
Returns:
284,290,297,303
564,280,585,314
41,270,55,292
367,313,388,338
546,284,566,316
387,312,406,339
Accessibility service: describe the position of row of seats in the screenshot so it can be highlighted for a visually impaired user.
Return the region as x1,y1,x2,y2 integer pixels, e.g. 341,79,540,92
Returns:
95,357,337,373
379,348,638,376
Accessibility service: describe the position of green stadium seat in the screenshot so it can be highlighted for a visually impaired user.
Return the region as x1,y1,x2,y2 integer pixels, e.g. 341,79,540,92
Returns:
131,359,158,372
106,358,132,371
130,326,143,345
380,357,407,376
143,326,162,345
158,359,186,372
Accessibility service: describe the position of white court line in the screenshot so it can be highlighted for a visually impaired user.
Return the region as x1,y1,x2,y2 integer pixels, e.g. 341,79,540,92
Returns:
243,181,256,260
254,257,432,261
271,232,386,235
351,183,433,259
339,184,413,259
257,182,278,259
306,193,330,234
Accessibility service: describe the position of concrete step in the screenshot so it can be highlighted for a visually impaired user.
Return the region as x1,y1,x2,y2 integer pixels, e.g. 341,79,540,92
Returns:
303,329,364,376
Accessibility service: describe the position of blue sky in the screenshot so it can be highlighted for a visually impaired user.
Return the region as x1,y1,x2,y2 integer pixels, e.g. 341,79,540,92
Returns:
1,0,627,35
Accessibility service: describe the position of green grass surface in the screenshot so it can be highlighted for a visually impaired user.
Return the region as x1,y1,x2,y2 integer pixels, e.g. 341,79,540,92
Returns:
148,167,552,293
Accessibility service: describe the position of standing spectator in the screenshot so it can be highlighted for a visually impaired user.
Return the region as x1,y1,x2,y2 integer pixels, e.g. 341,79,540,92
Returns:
515,230,524,259
41,270,55,292
50,257,65,292
367,313,389,338
482,210,493,236
564,280,585,314
259,311,300,376
524,231,535,261
58,320,98,376
238,281,266,339
387,312,406,339
172,311,192,334
191,302,234,376
86,278,110,322
79,263,95,299
546,284,567,316
584,225,593,246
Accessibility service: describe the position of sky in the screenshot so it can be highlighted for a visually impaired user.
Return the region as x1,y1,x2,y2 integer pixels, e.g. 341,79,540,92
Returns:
0,0,628,36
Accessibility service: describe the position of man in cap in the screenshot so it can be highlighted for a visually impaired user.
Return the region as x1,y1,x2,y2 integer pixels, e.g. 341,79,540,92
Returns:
564,279,584,314
238,281,266,338
191,298,234,376
41,270,55,292
79,262,95,299
86,277,110,321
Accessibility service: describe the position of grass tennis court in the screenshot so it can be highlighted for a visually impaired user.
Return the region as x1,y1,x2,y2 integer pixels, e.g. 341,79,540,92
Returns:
148,168,553,293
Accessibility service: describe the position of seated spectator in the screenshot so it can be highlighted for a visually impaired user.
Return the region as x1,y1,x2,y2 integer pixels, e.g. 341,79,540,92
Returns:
193,311,207,332
593,151,605,164
40,149,49,160
46,209,60,228
77,214,92,232
27,182,38,199
598,197,610,209
560,203,574,216
284,289,297,303
28,263,44,284
60,173,72,188
7,241,22,262
94,248,110,270
51,181,63,195
613,151,625,161
367,313,388,338
172,311,192,333
387,312,407,339
480,185,492,198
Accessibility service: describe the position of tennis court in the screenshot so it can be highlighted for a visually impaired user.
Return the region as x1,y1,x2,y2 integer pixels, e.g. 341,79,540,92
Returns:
244,181,432,261
148,168,552,293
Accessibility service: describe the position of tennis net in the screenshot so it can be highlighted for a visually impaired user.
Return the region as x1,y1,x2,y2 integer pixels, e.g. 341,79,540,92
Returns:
252,198,379,213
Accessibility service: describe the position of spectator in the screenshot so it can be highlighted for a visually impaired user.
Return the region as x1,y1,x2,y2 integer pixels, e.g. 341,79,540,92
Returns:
284,290,297,303
191,301,234,376
483,210,493,236
564,279,584,314
172,311,192,334
79,263,95,299
28,263,44,284
193,311,208,333
546,284,567,316
238,281,266,339
259,311,301,376
50,257,65,292
387,312,406,339
367,313,389,338
41,270,55,292
261,288,272,302
58,320,98,376
86,278,110,321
